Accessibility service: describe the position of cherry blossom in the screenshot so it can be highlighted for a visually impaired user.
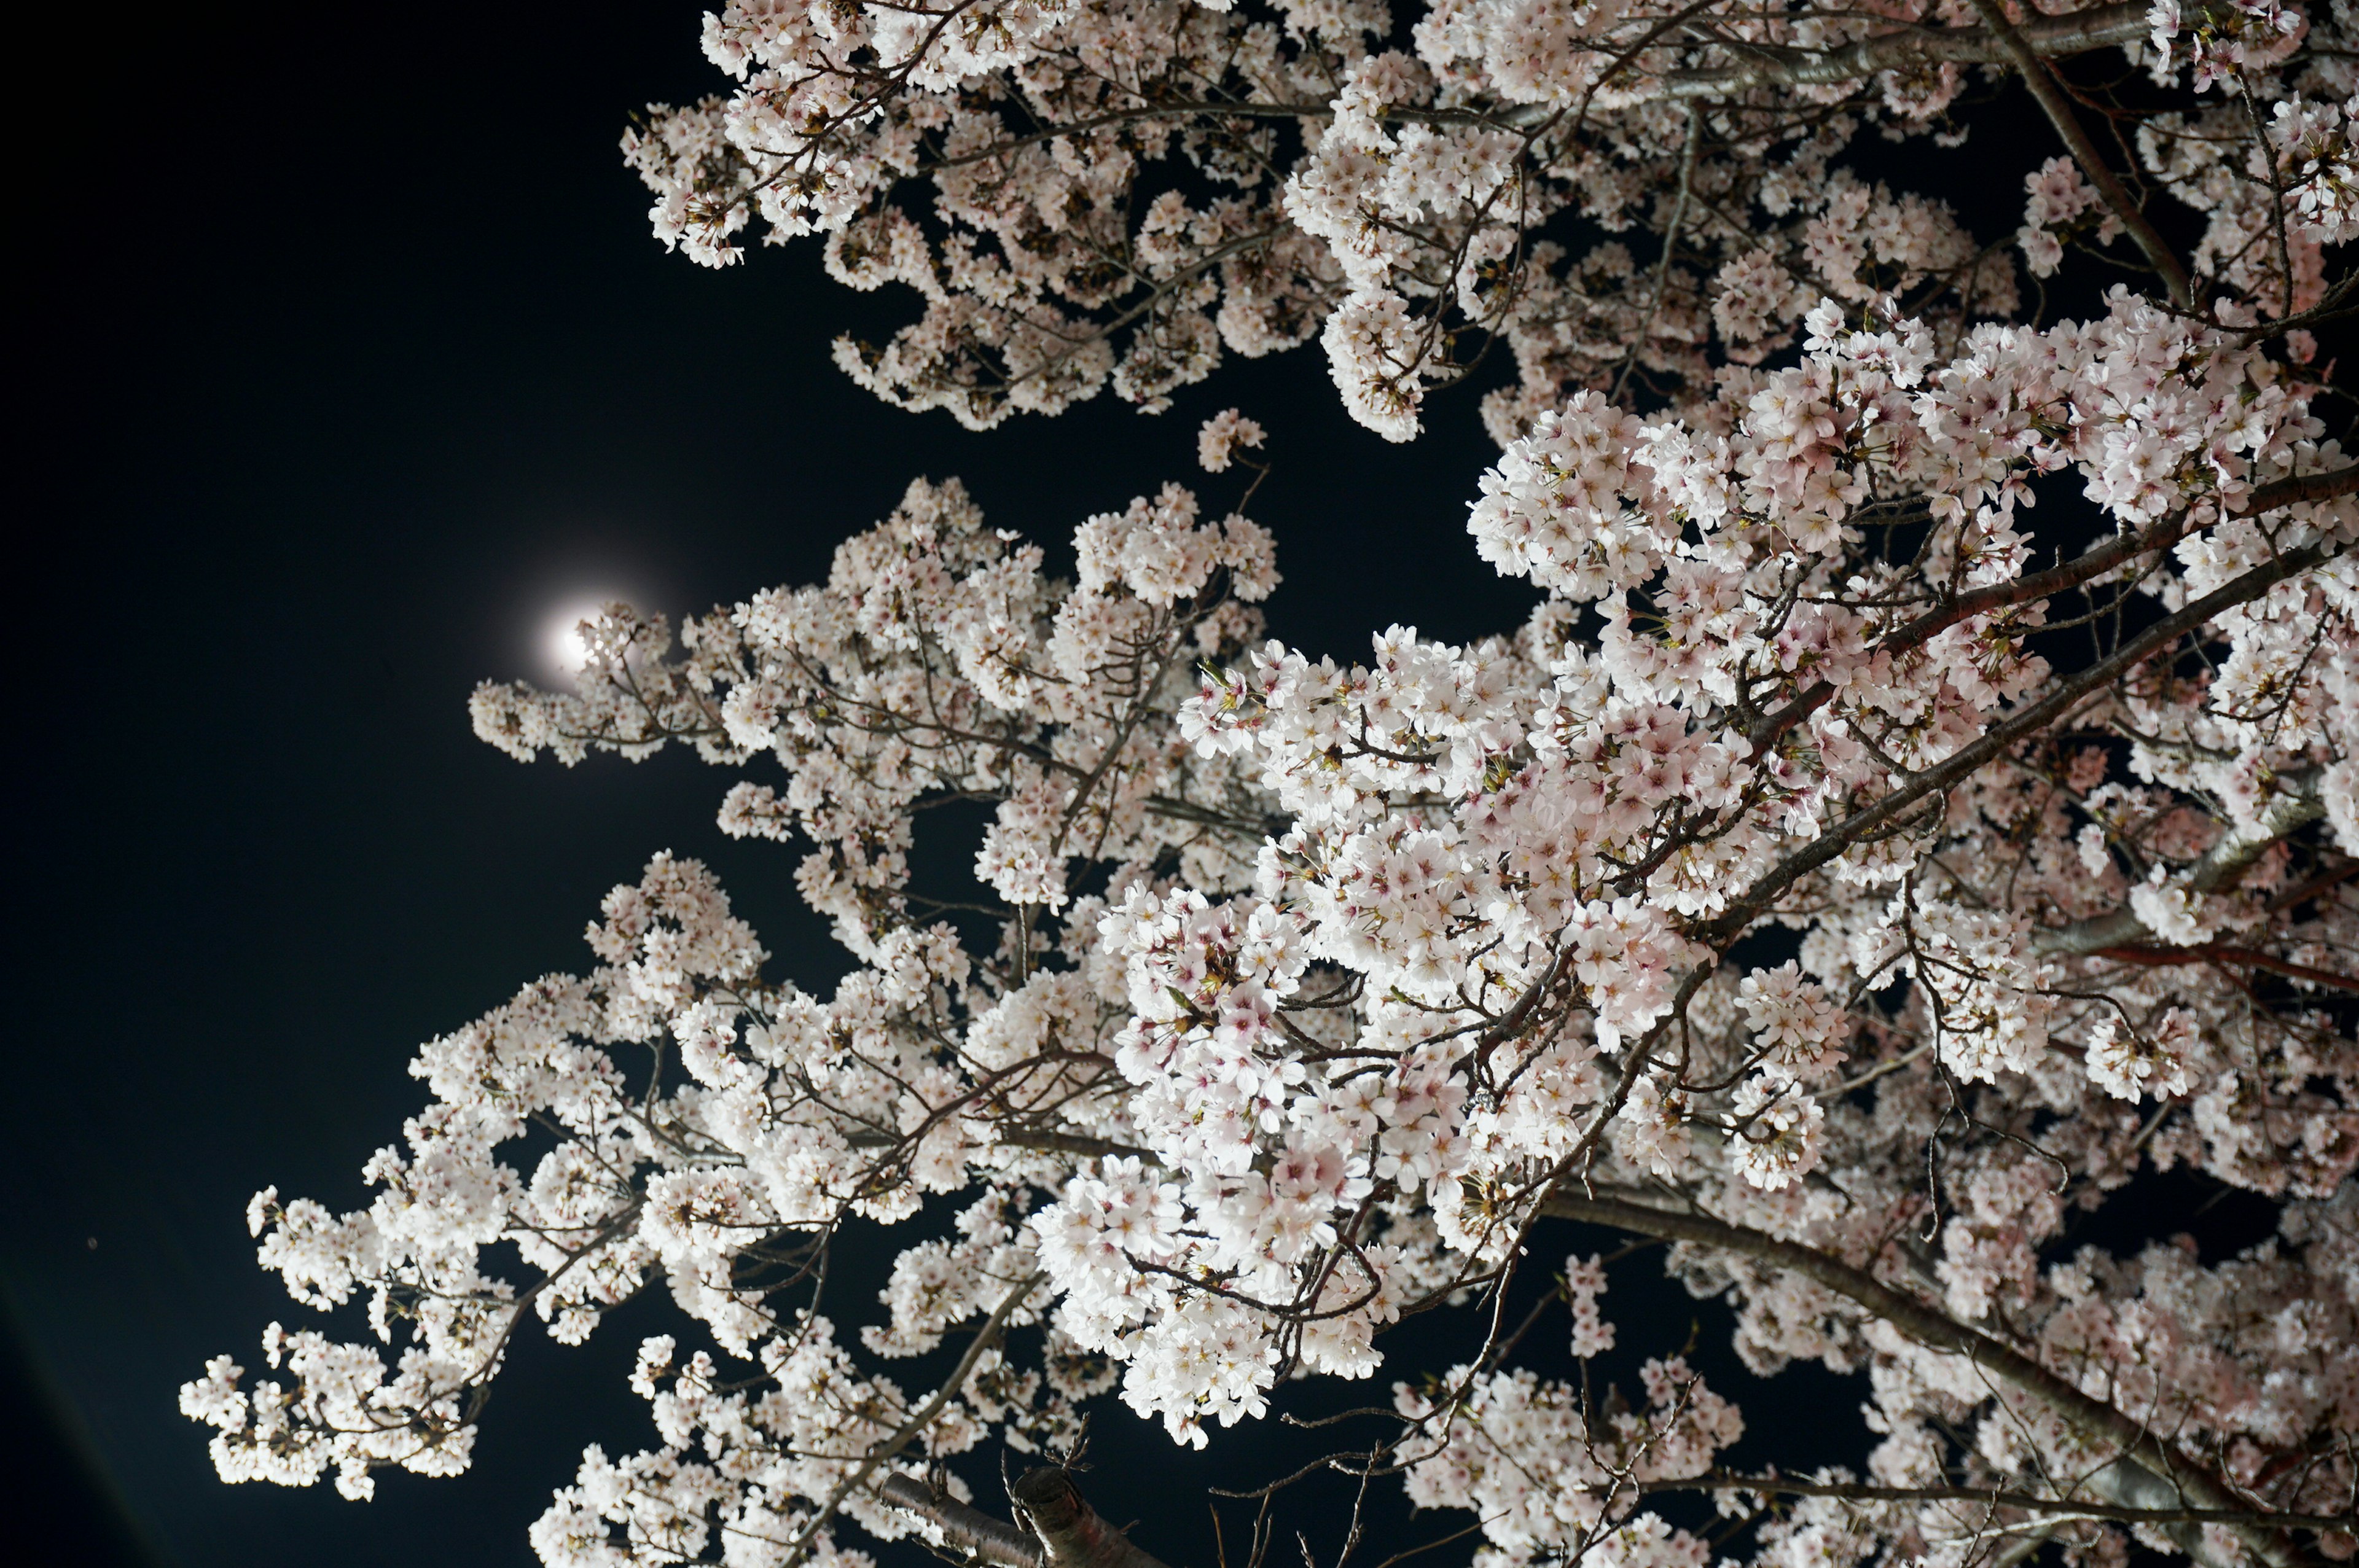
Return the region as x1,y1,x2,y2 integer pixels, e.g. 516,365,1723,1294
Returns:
187,8,2359,1568
620,0,2350,439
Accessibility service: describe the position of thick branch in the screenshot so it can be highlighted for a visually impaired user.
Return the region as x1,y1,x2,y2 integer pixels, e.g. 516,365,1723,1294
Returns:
783,1273,1046,1568
2083,942,2359,992
1011,1467,1177,1568
1650,1472,2354,1533
1748,464,2359,759
882,1476,1047,1568
1541,1194,2316,1568
1143,792,1290,839
2036,790,2324,957
2267,858,2359,912
847,1126,1158,1163
1656,1,2228,100
2244,463,2359,513
918,4,2239,143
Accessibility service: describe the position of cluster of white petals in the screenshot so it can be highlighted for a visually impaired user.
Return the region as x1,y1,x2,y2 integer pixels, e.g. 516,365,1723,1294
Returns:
197,283,2359,1561
615,0,2351,440
192,6,2359,1568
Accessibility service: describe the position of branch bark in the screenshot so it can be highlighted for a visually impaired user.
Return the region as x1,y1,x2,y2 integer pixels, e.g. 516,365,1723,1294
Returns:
783,1271,1046,1568
882,1475,1049,1568
2036,789,2324,958
1541,1194,2319,1568
917,4,2242,139
1646,1472,2355,1532
1654,1,2231,101
877,1468,1182,1568
1747,464,2359,761
1011,1467,1178,1568
2082,942,2359,991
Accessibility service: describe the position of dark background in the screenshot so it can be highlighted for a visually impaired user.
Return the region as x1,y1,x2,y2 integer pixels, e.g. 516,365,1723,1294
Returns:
9,4,2253,1565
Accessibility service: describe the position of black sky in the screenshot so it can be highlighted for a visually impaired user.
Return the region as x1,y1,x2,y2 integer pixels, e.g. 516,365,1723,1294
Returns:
13,4,2229,1564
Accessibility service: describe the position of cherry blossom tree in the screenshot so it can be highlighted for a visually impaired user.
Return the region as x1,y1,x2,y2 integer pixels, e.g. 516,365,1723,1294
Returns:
185,6,2359,1568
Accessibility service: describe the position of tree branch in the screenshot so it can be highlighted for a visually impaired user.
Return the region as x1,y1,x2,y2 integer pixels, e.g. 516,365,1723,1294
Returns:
882,1475,1049,1568
1011,1467,1178,1568
2036,789,2324,957
1967,0,2191,305
917,4,2242,139
1614,103,1703,404
1540,1193,2318,1568
1747,464,2359,759
1708,534,2342,948
1655,1,2232,101
2243,463,2359,513
783,1271,1046,1568
1648,1472,2354,1533
2083,943,2359,992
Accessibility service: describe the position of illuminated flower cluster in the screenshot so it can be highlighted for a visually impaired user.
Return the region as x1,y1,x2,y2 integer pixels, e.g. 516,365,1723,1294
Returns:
616,1,2350,441
189,8,2359,1567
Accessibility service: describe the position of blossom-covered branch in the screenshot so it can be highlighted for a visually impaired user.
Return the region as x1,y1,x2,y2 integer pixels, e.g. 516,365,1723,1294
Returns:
621,0,2355,438
190,286,2357,1559
184,5,2359,1567
1539,1193,2312,1568
1635,1474,2356,1535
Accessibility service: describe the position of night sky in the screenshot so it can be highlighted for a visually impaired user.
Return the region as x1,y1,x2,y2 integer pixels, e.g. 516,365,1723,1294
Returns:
10,5,2239,1566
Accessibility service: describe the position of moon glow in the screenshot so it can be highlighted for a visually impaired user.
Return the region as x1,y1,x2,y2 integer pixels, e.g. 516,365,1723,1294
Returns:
541,600,612,680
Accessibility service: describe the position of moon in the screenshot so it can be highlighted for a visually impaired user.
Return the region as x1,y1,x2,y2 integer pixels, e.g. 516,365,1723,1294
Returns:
541,599,613,680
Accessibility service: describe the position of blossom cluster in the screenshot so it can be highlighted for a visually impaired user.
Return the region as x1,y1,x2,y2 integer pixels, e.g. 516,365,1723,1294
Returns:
617,1,2352,439
187,4,2359,1560
192,313,2359,1564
